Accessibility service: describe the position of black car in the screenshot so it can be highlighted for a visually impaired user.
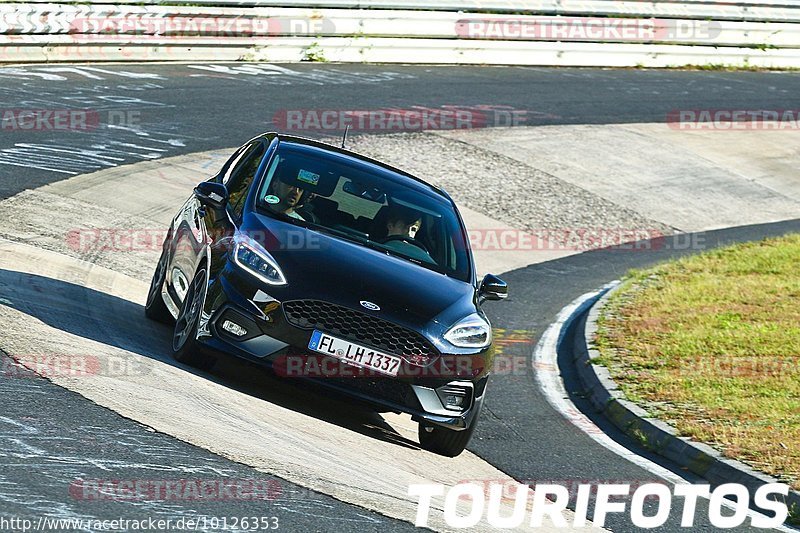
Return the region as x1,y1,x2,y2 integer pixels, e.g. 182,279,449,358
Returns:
145,133,508,456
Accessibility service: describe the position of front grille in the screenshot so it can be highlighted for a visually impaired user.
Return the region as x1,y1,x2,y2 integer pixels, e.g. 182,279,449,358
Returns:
283,300,439,365
325,377,422,410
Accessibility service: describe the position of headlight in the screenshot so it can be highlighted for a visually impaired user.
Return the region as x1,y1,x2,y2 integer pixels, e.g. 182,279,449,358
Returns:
444,313,492,348
233,232,287,286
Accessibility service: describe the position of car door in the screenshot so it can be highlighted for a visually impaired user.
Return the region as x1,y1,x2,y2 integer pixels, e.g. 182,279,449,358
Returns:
205,138,270,279
166,139,267,307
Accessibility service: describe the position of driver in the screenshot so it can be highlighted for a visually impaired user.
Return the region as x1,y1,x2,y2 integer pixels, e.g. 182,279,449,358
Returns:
385,206,422,239
381,206,433,263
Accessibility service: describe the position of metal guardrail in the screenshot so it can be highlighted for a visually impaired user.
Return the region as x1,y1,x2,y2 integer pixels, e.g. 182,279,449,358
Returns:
2,5,799,48
2,2,800,66
10,0,800,23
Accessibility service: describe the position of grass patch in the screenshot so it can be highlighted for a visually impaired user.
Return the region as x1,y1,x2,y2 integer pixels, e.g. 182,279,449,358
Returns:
596,234,800,491
671,63,799,72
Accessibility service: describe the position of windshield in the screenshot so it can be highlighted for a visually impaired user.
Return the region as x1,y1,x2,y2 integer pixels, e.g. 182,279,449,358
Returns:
256,144,471,281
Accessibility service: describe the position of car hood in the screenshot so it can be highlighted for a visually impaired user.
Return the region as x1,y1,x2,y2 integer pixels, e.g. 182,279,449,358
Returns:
244,214,476,334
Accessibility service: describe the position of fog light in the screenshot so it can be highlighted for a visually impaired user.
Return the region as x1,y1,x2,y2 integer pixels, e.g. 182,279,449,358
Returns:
436,385,469,411
221,320,248,337
444,395,464,409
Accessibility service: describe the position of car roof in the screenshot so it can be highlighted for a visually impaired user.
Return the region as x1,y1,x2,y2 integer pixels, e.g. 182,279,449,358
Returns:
256,133,452,202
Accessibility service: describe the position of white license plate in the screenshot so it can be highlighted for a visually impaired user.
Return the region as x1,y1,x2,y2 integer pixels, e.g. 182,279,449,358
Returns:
308,330,402,377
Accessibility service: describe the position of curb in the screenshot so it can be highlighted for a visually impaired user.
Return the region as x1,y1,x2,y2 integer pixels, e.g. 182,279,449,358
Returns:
575,281,800,521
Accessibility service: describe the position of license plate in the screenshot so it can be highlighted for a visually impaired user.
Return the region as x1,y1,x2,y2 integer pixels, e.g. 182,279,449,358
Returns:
308,330,402,377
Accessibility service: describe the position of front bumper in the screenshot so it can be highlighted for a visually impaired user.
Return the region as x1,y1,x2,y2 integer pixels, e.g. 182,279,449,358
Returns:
197,265,492,430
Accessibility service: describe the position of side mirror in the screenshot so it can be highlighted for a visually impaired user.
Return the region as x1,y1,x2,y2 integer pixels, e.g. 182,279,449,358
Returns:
194,181,229,210
479,274,508,301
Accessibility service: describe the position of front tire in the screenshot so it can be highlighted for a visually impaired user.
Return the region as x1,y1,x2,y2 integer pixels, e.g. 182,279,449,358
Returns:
172,268,216,371
145,248,172,324
418,417,478,457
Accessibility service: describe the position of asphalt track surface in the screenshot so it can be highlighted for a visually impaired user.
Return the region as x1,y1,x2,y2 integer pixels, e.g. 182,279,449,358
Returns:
2,63,800,198
1,63,800,531
0,351,408,531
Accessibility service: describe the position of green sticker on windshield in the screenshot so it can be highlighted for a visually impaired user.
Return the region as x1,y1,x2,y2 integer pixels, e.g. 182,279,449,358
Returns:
264,195,280,204
297,169,320,186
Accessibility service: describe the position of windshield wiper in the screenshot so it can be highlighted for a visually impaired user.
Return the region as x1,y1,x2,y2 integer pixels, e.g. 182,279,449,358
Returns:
257,206,305,226
284,220,448,276
312,225,371,247
366,242,447,275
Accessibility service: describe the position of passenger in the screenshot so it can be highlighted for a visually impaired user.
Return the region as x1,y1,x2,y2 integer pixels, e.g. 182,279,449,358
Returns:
266,177,307,221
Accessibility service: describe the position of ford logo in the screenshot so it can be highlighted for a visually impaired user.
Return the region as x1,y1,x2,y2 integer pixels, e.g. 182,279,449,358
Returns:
360,301,380,312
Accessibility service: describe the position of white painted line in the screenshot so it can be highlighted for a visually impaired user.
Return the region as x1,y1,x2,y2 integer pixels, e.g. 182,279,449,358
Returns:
532,284,798,532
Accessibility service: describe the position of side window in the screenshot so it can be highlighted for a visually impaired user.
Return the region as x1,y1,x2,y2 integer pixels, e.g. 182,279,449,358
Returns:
219,146,247,185
226,142,267,220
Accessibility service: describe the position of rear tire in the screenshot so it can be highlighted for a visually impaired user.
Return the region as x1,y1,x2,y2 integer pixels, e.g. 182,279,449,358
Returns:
145,248,173,324
418,417,478,457
172,268,216,371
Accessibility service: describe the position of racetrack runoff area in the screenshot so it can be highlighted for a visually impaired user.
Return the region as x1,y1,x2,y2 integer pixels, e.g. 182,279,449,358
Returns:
0,115,799,530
